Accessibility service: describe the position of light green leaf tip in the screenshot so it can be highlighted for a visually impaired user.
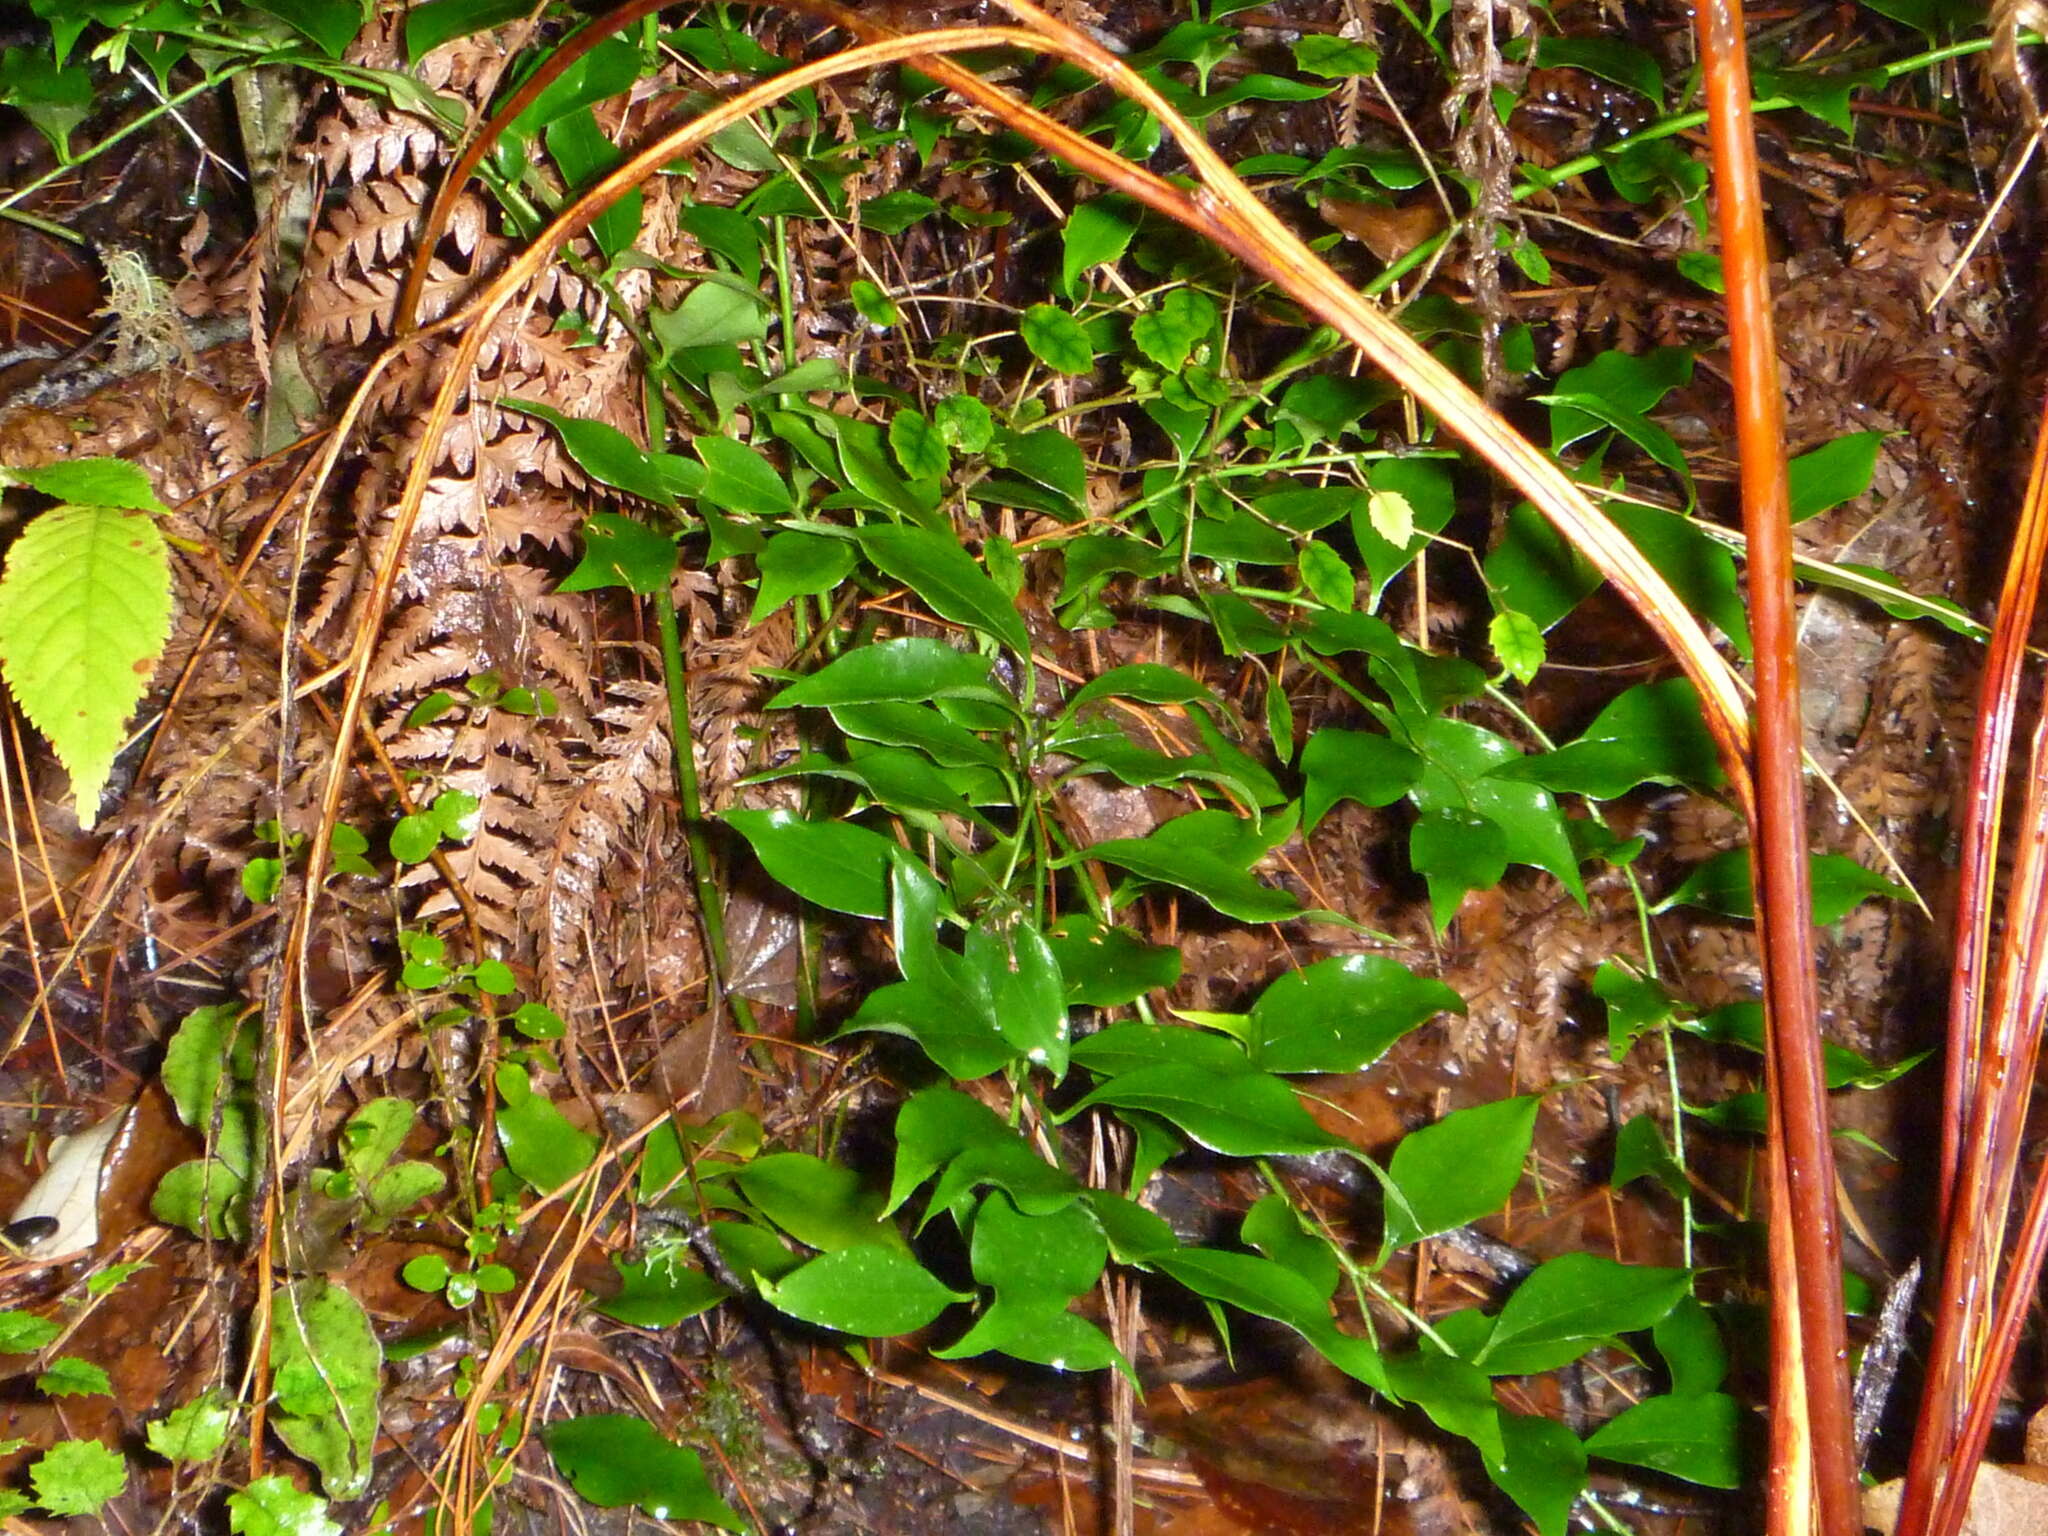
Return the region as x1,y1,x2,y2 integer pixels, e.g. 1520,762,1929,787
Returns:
0,499,173,828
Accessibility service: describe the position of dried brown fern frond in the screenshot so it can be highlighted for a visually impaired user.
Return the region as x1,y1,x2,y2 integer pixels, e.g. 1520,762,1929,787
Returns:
537,678,674,1015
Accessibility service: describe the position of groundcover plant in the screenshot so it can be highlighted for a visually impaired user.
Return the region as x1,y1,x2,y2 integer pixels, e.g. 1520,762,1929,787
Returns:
0,0,2035,1532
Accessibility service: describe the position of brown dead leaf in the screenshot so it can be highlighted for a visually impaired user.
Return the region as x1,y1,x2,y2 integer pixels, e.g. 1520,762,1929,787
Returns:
1864,1464,2048,1536
1319,196,1450,266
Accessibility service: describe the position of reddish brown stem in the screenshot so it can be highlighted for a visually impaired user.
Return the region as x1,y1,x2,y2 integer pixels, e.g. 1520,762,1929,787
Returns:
1696,4,1856,1532
1898,395,2048,1534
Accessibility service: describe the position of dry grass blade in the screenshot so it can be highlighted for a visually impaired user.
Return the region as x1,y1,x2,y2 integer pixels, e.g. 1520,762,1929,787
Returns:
397,0,1751,789
1895,387,2048,1536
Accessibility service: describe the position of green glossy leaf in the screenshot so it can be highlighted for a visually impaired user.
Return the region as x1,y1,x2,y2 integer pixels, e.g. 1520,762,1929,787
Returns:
337,1097,412,1187
1044,915,1181,1006
1585,1393,1744,1488
680,202,763,282
1788,431,1885,523
1495,679,1724,799
506,399,698,509
734,1152,903,1253
1411,810,1508,921
1071,1022,1248,1080
597,1256,730,1328
1083,1189,1179,1263
1653,847,1909,925
968,1191,1107,1302
1654,1296,1729,1397
710,1220,802,1286
242,856,283,903
0,48,91,158
1382,1095,1539,1251
1408,716,1584,908
5,458,165,512
725,808,898,918
161,1002,249,1131
1679,1001,1929,1091
1476,1253,1689,1375
1489,609,1545,684
1074,810,1306,924
1059,1063,1342,1157
844,973,1014,1080
1242,1193,1339,1298
152,1154,251,1240
544,1415,746,1528
1677,250,1725,292
1801,558,1979,636
1612,1114,1688,1199
406,0,532,60
1300,727,1422,831
1298,540,1355,611
830,699,1004,771
148,1391,234,1464
1485,1413,1588,1536
268,1278,381,1499
850,278,900,326
857,524,1030,655
1855,0,1980,36
1609,503,1750,656
558,512,680,597
495,1063,598,1192
1540,389,1693,502
654,277,767,350
1130,287,1219,373
1152,1247,1328,1334
771,637,1002,709
1534,35,1663,99
1354,457,1456,598
29,1439,125,1518
1062,195,1139,296
547,106,639,261
965,918,1069,1074
759,1245,969,1335
934,394,994,452
861,190,938,235
889,409,950,482
1020,302,1094,375
697,435,792,516
1246,955,1462,1075
1291,33,1380,77
227,1475,342,1536
886,1086,1081,1221
36,1356,111,1397
1152,1247,1385,1390
938,1297,1129,1375
753,745,983,821
0,1310,60,1352
1484,502,1603,632
1594,960,1680,1057
401,1254,449,1292
1384,1348,1503,1460
1548,347,1692,451
0,501,172,827
986,426,1087,512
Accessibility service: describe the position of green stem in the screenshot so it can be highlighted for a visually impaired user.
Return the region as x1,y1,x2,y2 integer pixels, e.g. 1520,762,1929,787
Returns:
0,58,255,220
1197,325,1348,459
1663,1023,1695,1270
653,586,754,1036
775,214,799,369
1363,29,2017,299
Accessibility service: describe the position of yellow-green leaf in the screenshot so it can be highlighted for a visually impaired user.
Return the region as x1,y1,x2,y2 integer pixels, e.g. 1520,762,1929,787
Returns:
1365,487,1415,548
1488,609,1545,684
0,502,172,827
